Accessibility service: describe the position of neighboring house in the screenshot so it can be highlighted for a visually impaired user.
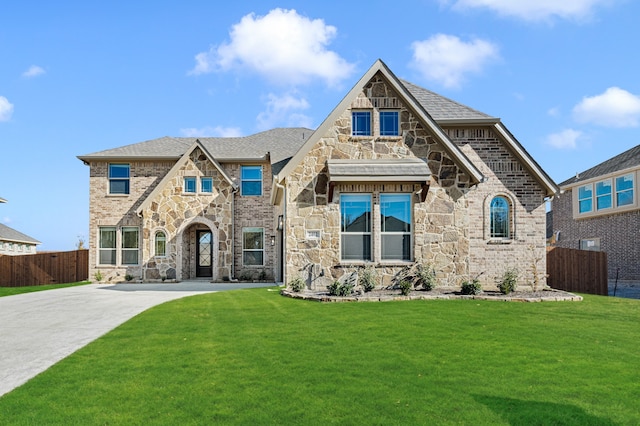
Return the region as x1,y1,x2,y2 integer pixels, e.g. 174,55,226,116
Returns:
552,144,640,280
0,197,41,255
78,59,558,289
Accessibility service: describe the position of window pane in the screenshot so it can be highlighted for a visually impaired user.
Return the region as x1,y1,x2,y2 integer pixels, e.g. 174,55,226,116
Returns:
241,166,262,180
579,199,593,213
382,235,411,261
184,177,196,193
380,111,399,136
155,232,166,256
616,174,633,191
352,111,371,136
242,181,262,196
490,197,509,238
243,251,264,266
616,174,634,207
109,164,129,178
596,180,612,210
99,227,116,248
99,249,116,265
380,194,411,232
341,235,372,261
109,180,129,195
243,228,263,249
201,177,213,193
122,250,138,265
122,227,139,249
341,194,371,232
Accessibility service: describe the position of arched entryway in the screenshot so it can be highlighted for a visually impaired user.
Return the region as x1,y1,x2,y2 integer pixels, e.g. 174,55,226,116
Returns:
176,217,219,281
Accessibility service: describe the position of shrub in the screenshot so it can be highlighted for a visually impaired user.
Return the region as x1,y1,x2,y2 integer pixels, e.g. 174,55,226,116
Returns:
416,264,436,291
461,279,482,295
398,280,412,296
124,274,134,282
327,281,341,296
289,277,305,293
93,270,103,283
327,280,354,297
359,266,376,292
498,268,518,295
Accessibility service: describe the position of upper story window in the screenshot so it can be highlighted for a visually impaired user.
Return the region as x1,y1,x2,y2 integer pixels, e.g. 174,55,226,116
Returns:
380,193,411,261
490,196,510,239
108,164,130,195
616,173,634,207
184,177,197,193
352,111,372,136
201,177,213,193
379,111,400,136
241,166,262,196
155,231,166,257
578,184,593,214
595,180,612,210
340,194,372,261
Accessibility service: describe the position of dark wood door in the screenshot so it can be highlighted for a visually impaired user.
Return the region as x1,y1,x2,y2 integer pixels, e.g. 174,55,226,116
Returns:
196,230,213,278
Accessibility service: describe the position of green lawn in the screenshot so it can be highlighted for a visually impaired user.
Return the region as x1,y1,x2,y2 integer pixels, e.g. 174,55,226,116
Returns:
0,281,90,297
0,288,638,425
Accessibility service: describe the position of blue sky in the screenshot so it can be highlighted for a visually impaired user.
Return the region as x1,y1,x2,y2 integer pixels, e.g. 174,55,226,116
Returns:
1,0,639,251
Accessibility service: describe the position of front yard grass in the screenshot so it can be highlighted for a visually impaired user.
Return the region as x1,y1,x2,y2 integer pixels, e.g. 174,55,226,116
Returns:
0,281,90,297
0,288,638,425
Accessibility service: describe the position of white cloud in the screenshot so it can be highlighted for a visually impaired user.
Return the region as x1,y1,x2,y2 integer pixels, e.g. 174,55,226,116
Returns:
545,129,582,149
409,34,499,89
0,96,14,122
189,8,355,87
257,92,312,130
180,126,243,137
441,0,614,22
22,65,45,78
547,106,561,117
3,217,11,224
572,87,640,127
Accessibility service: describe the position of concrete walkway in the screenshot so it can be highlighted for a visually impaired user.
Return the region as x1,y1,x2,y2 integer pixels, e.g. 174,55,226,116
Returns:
0,282,274,397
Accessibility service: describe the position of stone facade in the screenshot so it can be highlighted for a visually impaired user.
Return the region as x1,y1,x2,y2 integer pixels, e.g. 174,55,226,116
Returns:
283,73,548,291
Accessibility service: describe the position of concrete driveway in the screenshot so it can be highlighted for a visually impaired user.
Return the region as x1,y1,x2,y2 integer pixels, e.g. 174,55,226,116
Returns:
0,282,274,397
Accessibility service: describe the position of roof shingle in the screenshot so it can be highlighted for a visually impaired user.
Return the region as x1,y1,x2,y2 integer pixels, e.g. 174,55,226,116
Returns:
559,144,640,187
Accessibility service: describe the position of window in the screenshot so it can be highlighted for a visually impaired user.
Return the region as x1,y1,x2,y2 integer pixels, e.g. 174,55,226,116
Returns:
352,111,371,136
121,227,139,265
99,227,116,265
241,166,262,196
155,231,166,257
490,196,510,239
109,164,130,195
580,238,600,252
243,228,264,266
616,173,634,207
578,184,593,214
380,194,411,260
201,177,213,193
380,111,400,136
184,177,196,193
595,180,612,210
340,194,372,261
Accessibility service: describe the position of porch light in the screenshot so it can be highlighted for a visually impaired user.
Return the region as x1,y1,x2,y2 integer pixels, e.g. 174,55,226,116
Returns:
270,235,276,246
277,215,284,231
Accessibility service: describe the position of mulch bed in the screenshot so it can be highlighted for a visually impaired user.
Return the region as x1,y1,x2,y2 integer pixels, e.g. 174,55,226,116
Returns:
281,287,582,303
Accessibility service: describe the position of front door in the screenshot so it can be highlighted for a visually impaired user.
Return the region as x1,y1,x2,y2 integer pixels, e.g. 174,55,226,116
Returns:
196,230,213,278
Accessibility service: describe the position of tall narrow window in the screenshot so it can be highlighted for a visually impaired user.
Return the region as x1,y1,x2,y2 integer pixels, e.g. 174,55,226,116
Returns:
201,177,213,193
352,111,371,136
340,194,372,261
184,177,196,193
379,111,399,136
241,166,262,196
155,231,166,257
490,196,510,239
616,173,634,207
99,227,116,265
108,164,130,194
596,180,612,210
243,227,264,266
122,227,139,265
578,184,593,214
380,194,411,260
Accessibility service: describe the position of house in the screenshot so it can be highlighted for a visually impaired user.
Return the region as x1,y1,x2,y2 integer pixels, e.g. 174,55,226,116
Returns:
78,59,558,289
551,144,640,280
0,198,41,255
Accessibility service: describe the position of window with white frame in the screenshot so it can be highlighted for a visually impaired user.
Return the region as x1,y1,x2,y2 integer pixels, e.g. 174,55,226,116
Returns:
379,111,400,136
490,196,510,239
241,166,262,196
351,111,372,136
380,194,411,260
578,184,593,214
243,227,264,266
108,164,130,195
580,238,601,251
155,231,166,257
595,179,612,210
184,177,196,193
99,227,117,265
340,194,372,261
121,227,139,265
616,173,634,207
201,177,213,193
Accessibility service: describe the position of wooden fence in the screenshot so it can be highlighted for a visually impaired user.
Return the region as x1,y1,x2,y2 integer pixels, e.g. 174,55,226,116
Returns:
0,250,88,287
547,247,608,295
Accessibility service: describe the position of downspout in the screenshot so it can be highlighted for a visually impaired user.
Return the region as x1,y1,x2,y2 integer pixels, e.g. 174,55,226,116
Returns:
136,209,146,282
230,186,239,281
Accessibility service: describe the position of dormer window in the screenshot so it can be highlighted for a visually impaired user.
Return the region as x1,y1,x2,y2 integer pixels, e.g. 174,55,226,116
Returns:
379,111,399,136
352,111,371,136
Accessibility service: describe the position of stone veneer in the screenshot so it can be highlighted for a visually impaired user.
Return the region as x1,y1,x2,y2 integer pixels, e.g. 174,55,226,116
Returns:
283,72,548,291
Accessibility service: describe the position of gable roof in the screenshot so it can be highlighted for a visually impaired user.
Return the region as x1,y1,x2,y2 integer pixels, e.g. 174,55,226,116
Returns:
275,59,485,185
0,223,41,245
135,140,236,216
559,144,640,188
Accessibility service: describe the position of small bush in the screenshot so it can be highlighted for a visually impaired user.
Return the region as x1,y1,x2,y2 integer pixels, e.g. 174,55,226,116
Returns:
327,281,341,296
498,268,518,295
398,280,412,296
416,264,436,291
327,280,354,296
359,266,376,292
125,274,134,282
289,277,305,293
93,271,103,283
461,279,482,295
